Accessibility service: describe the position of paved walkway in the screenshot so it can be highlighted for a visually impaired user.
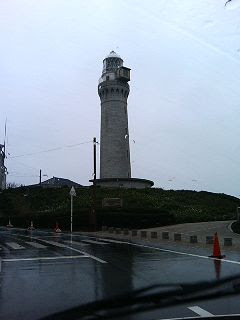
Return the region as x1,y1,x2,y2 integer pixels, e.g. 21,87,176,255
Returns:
91,220,240,249
141,220,238,244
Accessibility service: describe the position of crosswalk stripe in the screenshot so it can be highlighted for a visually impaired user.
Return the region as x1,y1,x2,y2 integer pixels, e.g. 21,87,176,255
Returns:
99,238,128,244
82,239,110,245
6,242,25,249
3,255,89,262
188,306,213,317
25,242,47,249
39,239,107,263
64,240,90,246
39,240,66,248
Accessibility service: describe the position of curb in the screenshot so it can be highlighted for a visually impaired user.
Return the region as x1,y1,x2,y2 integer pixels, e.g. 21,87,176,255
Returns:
100,226,234,247
227,221,235,233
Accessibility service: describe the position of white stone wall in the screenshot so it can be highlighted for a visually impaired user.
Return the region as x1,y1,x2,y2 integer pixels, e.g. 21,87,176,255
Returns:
96,180,153,189
99,80,131,179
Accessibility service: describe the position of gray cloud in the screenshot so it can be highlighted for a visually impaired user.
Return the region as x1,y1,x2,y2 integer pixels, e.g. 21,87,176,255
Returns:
1,0,240,196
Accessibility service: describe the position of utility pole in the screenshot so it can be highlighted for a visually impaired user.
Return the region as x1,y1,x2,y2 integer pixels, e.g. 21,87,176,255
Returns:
0,118,7,190
71,194,73,232
39,169,42,186
90,137,97,231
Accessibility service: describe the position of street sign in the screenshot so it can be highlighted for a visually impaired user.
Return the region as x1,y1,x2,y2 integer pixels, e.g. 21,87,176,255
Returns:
69,186,76,197
102,198,122,208
69,186,77,233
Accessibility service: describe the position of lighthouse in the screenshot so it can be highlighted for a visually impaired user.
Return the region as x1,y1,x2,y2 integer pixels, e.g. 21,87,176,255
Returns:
94,51,153,189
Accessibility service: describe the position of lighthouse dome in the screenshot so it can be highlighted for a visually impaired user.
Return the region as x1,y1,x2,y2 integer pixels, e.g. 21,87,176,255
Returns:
102,51,123,74
105,50,122,59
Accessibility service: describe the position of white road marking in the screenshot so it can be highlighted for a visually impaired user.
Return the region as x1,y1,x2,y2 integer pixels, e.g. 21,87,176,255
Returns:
82,239,110,245
6,231,240,265
8,233,107,264
134,243,240,265
158,317,203,320
6,242,25,249
64,240,90,246
99,238,128,244
25,242,47,249
39,240,67,248
2,255,88,262
95,237,240,266
39,239,107,264
11,230,240,266
36,235,62,238
159,315,240,320
188,306,214,317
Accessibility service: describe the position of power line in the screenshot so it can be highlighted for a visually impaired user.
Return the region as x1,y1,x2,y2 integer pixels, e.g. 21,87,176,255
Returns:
8,175,38,178
8,140,92,159
8,159,40,171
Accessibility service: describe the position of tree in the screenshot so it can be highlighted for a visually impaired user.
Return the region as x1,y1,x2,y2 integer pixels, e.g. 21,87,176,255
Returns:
6,182,22,189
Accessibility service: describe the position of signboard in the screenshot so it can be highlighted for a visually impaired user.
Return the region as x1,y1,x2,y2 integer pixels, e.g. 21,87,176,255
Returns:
69,186,76,197
102,198,122,208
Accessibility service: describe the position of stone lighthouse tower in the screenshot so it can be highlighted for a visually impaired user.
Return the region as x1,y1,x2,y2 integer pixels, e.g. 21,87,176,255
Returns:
94,51,153,189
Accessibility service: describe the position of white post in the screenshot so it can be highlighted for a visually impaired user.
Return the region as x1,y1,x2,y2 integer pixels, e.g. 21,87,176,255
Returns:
71,195,73,233
69,186,76,236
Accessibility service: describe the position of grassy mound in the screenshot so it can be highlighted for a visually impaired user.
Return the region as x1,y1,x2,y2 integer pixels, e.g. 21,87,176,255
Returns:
0,187,239,229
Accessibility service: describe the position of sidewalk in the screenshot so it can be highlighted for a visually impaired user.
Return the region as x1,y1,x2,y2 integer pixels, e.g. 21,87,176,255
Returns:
140,220,238,245
91,220,240,249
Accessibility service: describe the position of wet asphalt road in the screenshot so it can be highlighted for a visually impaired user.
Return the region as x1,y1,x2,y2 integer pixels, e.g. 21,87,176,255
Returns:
0,228,240,319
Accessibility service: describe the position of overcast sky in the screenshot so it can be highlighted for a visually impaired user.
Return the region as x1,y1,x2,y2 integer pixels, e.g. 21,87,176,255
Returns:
1,0,240,196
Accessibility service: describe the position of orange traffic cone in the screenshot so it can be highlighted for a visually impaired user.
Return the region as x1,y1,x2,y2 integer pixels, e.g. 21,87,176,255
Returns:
6,219,13,228
209,232,225,259
28,221,35,230
54,222,61,233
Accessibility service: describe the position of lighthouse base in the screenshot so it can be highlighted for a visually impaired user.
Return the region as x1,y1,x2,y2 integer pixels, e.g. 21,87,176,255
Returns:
89,178,154,189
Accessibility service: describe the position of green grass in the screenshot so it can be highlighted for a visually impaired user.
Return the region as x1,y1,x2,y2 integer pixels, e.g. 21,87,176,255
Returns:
0,186,239,229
